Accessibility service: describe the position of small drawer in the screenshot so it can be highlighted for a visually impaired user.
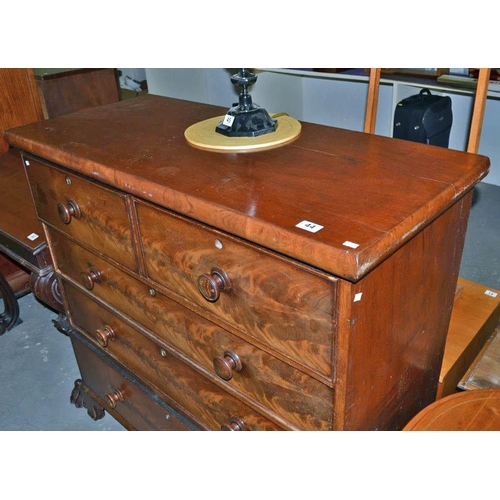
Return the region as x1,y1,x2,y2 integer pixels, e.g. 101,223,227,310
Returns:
69,300,282,431
22,155,137,271
63,280,333,430
135,200,337,377
71,333,196,431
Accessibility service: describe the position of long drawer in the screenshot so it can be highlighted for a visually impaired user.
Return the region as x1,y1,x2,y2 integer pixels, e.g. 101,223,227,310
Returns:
68,298,282,430
62,279,333,430
135,200,337,377
71,333,196,430
22,154,137,271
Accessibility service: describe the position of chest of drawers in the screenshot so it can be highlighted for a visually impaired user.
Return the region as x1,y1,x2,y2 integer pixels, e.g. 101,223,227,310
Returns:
5,95,489,430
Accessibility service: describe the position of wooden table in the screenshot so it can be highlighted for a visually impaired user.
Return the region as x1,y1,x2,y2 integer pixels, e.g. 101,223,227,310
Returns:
404,388,500,430
0,148,64,330
438,278,500,398
459,324,500,391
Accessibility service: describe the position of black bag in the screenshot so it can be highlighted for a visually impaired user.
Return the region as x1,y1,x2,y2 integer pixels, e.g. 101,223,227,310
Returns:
393,88,452,148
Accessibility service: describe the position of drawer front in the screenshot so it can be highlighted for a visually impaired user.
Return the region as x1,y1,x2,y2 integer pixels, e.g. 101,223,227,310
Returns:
69,301,282,431
71,334,194,430
63,280,333,430
23,155,137,271
135,201,337,376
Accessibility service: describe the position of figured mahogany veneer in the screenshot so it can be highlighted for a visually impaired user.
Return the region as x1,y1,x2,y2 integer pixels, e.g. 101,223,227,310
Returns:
62,279,332,430
70,336,197,431
5,95,490,430
25,157,137,271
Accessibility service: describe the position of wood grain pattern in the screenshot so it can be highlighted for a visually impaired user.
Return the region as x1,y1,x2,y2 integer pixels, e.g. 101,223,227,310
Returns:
467,68,491,154
136,200,336,376
438,278,500,398
333,194,472,430
0,149,46,256
34,68,120,119
71,315,281,431
4,95,490,281
403,388,500,430
62,280,333,430
0,69,44,154
9,95,490,431
364,68,381,134
459,324,500,391
70,334,195,430
23,155,137,271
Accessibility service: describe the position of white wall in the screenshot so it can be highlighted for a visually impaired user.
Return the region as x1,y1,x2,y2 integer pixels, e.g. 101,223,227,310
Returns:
145,68,499,186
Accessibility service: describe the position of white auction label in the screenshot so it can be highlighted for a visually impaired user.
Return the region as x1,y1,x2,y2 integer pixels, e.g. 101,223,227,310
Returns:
343,241,359,249
222,114,235,127
295,220,324,233
485,290,498,298
27,233,39,241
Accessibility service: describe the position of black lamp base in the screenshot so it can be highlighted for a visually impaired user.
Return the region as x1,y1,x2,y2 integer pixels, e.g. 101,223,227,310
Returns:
215,106,277,138
215,68,277,138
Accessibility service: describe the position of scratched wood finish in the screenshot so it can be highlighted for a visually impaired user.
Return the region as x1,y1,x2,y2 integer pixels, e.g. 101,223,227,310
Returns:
70,334,194,430
71,317,281,431
62,280,333,430
136,200,336,376
4,95,490,281
333,193,472,430
23,156,137,271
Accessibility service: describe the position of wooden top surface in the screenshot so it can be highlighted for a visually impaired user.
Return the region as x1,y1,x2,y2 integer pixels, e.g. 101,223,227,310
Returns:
403,388,500,430
0,148,45,251
3,95,490,280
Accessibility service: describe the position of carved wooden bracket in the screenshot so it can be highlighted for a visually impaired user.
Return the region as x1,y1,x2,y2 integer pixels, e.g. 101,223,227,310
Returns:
70,379,105,421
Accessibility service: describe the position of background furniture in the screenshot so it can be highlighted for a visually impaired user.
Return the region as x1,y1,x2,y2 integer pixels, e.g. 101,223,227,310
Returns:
0,69,43,155
0,68,120,330
5,95,488,430
0,69,51,330
404,388,500,430
438,278,500,398
34,68,120,119
459,323,500,391
0,148,64,326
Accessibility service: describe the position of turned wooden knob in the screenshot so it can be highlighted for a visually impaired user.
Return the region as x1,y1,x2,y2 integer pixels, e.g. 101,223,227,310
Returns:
96,325,115,347
57,199,81,224
197,267,231,302
105,388,124,409
221,416,246,431
213,350,243,380
80,267,102,290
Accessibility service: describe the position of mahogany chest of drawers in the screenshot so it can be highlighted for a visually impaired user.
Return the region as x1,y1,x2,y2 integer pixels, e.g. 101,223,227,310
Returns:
5,95,489,430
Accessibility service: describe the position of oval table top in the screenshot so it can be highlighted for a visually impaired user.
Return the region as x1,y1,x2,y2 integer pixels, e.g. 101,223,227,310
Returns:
404,389,500,431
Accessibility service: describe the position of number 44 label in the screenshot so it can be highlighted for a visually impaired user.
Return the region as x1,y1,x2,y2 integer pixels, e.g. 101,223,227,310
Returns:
296,220,324,233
